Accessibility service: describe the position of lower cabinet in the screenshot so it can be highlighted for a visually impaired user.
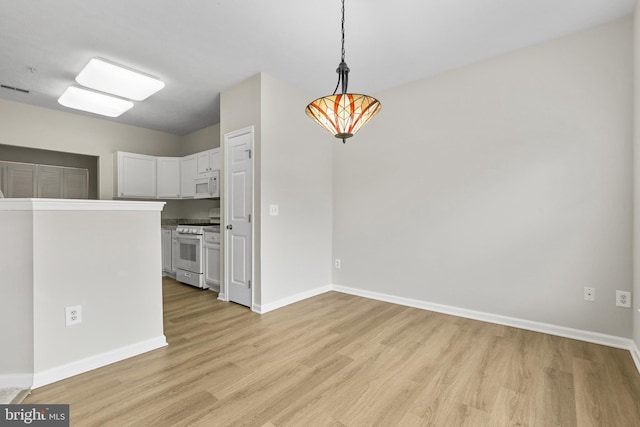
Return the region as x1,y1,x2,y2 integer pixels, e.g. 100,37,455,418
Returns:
161,229,172,274
204,241,221,291
171,231,178,273
162,229,179,276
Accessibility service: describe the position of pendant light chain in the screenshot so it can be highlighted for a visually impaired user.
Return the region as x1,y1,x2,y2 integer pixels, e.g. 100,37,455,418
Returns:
333,0,347,96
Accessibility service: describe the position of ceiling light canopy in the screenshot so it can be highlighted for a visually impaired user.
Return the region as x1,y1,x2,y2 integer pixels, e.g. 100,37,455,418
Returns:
75,57,165,101
305,0,381,143
58,86,133,117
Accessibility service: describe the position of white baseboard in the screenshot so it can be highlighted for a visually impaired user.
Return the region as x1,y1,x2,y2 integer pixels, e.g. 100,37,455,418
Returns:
332,284,633,351
246,283,639,374
254,285,333,314
631,340,640,374
0,374,32,388
32,335,167,389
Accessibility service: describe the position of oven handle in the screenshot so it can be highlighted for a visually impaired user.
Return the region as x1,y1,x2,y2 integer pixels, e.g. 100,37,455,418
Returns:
176,235,203,243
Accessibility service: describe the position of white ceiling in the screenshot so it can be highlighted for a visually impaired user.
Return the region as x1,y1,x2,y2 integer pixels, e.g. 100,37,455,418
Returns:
0,0,635,136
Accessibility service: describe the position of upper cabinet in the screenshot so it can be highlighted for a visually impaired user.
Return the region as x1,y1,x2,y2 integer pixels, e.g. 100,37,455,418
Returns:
116,152,156,198
196,148,221,177
211,148,221,171
197,151,211,176
180,154,197,198
116,148,221,200
157,157,181,199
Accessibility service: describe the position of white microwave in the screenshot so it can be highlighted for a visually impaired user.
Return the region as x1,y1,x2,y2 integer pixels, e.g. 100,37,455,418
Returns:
194,170,220,199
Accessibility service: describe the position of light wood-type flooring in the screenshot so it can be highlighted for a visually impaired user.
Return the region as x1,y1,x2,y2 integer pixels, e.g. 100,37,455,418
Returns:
26,277,640,426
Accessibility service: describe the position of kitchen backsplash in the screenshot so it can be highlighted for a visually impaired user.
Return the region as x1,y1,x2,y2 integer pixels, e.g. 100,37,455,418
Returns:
161,199,220,221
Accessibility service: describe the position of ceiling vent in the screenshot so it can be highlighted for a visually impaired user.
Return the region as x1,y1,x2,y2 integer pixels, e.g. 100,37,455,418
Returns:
1,84,29,94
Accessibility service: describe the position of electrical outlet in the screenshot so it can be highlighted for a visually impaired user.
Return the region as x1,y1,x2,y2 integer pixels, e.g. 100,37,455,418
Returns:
616,290,631,308
584,287,595,302
269,204,279,216
335,258,341,268
65,305,82,326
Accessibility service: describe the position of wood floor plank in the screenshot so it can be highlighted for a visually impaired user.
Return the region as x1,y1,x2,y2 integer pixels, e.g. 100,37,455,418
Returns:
492,387,534,427
23,277,640,426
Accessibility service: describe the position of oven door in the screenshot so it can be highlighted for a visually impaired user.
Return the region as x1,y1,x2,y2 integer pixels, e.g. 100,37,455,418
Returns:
176,234,203,273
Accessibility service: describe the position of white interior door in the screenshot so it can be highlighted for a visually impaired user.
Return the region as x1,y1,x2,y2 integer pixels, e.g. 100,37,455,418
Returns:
224,126,254,308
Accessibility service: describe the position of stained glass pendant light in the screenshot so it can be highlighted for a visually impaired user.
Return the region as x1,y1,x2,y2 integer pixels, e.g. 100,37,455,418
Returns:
305,0,381,143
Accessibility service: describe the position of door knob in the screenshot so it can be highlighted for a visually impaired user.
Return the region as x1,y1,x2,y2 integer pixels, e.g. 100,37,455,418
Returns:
226,224,233,230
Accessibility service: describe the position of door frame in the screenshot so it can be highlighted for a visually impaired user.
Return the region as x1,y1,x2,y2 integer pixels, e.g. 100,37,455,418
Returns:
222,126,254,308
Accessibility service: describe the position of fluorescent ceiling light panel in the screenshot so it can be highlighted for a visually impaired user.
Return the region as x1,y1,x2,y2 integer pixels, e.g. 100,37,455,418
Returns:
75,58,165,101
58,86,134,117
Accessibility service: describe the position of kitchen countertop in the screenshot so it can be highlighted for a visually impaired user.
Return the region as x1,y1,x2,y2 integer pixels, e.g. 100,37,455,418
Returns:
162,218,220,225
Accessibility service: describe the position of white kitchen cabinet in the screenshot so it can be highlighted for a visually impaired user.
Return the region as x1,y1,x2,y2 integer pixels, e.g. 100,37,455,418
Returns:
116,151,156,198
115,148,219,200
162,229,172,273
196,151,211,176
6,162,36,198
171,230,178,273
180,154,197,198
196,148,221,177
211,148,221,171
156,157,181,199
204,231,221,290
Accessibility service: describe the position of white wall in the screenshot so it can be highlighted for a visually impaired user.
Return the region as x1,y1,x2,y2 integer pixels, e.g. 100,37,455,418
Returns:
0,211,33,387
219,73,333,309
220,74,262,305
333,18,633,337
633,5,640,350
0,200,166,388
0,99,181,199
29,202,166,385
181,123,221,155
259,73,333,307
